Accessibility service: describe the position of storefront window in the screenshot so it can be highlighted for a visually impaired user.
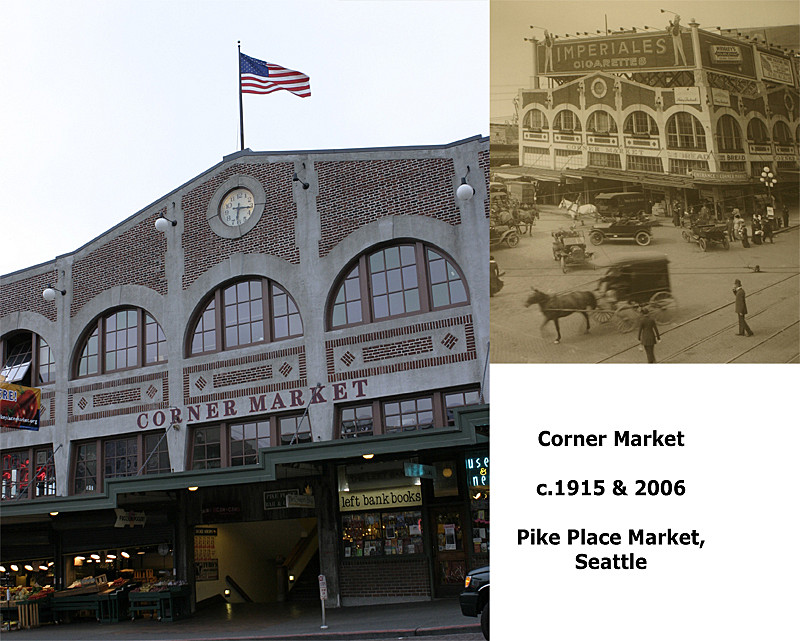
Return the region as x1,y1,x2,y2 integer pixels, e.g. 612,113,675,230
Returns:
34,448,56,497
74,444,97,494
104,437,139,479
466,451,489,558
192,426,222,469
383,397,434,433
444,390,482,426
341,510,423,557
1,451,29,500
230,420,270,465
339,405,374,439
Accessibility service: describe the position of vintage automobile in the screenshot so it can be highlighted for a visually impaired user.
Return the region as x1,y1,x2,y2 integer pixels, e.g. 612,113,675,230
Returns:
552,229,594,272
593,253,676,331
681,223,730,251
460,565,489,639
589,218,653,246
490,223,519,248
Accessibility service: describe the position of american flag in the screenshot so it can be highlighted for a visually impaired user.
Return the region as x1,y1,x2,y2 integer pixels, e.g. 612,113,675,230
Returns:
240,53,310,98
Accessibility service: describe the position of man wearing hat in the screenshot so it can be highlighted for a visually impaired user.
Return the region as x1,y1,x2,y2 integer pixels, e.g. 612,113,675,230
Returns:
733,279,753,337
637,307,660,363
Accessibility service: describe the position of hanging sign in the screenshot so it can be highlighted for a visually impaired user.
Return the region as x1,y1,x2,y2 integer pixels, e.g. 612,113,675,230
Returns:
114,509,147,528
1,382,40,431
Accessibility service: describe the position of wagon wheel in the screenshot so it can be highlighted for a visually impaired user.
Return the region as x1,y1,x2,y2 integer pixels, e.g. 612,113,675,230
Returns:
649,291,677,325
613,304,639,333
589,231,604,245
681,229,692,242
635,230,651,246
697,237,708,252
560,256,567,273
506,233,520,248
722,236,730,250
592,309,614,323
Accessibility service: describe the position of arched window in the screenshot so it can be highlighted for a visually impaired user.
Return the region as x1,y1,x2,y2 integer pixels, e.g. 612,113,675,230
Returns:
75,308,166,378
773,121,793,145
523,109,548,130
586,111,618,134
623,111,658,136
188,279,302,356
716,115,743,152
746,119,770,143
666,112,706,150
1,332,54,386
329,242,469,329
553,110,582,132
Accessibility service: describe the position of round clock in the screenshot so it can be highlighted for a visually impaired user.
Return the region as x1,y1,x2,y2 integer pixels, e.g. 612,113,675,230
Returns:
219,188,255,227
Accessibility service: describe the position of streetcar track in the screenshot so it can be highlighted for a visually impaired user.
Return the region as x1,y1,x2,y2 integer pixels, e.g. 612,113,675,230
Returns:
725,321,800,363
595,273,799,363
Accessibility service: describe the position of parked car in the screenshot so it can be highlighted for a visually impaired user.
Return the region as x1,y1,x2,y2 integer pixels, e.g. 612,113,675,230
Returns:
460,565,489,639
594,191,649,222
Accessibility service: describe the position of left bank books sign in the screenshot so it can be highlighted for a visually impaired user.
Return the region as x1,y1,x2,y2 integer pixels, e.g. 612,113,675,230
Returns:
1,381,40,431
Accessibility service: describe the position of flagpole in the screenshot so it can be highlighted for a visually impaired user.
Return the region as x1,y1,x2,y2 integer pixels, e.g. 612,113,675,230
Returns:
238,41,245,151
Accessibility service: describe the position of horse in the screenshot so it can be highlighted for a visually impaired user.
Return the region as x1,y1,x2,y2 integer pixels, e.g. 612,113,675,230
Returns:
525,288,597,344
512,206,537,235
558,198,597,225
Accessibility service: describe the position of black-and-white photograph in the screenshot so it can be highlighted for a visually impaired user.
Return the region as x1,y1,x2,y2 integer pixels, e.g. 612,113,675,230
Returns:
490,0,799,363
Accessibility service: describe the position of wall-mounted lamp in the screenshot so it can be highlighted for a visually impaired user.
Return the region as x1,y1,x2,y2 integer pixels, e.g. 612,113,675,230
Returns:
155,214,177,232
42,284,66,302
293,172,310,190
224,589,231,597
456,166,474,201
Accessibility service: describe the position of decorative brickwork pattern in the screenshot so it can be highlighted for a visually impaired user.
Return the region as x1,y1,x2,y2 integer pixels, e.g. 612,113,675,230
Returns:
325,315,476,382
479,148,490,219
316,158,460,257
183,346,306,405
441,333,458,350
70,213,167,317
68,372,168,423
181,163,299,290
363,337,433,363
93,387,142,407
213,365,273,388
278,362,292,377
340,351,355,367
40,390,55,428
0,270,58,322
340,557,430,599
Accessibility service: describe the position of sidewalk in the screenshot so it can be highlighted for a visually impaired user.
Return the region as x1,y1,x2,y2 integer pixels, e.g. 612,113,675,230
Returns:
5,598,480,641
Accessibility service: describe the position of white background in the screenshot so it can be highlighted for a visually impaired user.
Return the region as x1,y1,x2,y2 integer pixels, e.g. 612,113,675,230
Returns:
493,365,798,640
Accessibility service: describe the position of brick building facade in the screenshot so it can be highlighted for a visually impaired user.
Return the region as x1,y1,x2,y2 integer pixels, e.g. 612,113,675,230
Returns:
1,136,490,609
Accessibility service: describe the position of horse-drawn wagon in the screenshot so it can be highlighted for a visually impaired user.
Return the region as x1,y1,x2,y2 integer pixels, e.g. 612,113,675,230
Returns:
551,229,594,273
525,253,676,342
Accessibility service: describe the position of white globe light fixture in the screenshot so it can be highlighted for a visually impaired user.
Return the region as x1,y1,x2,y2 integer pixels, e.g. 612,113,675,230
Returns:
457,181,475,201
42,284,66,302
155,214,177,232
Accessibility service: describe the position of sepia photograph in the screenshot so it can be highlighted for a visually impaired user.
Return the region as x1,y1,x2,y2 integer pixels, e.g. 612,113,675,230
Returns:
490,0,799,363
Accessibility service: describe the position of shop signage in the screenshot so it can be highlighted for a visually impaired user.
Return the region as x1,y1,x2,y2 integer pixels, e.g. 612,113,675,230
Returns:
264,489,299,510
201,504,242,523
195,527,217,536
710,45,743,64
465,453,489,488
711,88,731,107
135,378,368,429
195,560,218,581
587,136,618,148
759,51,794,85
674,87,700,105
338,487,422,512
587,145,621,154
554,133,581,144
0,381,40,431
718,153,746,162
775,155,796,162
691,170,749,182
775,146,796,156
537,31,694,75
114,508,146,528
403,462,436,480
668,151,708,161
286,493,316,509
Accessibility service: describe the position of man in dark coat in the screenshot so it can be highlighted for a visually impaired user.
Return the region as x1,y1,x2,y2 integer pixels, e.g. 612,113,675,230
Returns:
733,279,753,336
637,307,660,363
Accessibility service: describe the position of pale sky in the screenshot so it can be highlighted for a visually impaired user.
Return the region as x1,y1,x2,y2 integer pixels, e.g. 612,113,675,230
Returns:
492,0,799,120
0,0,488,275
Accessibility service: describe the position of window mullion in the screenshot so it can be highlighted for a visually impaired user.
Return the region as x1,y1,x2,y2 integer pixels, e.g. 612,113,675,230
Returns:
359,256,371,323
415,242,432,313
263,280,273,343
372,400,384,436
215,290,224,352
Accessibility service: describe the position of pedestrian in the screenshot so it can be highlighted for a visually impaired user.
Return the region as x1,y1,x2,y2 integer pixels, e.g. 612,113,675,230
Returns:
732,279,753,337
637,307,660,363
752,213,763,245
782,202,790,228
725,213,735,242
672,201,682,227
763,215,774,243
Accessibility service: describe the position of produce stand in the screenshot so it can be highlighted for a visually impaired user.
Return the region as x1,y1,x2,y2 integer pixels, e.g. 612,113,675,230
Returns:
1,591,55,629
51,575,108,622
129,585,190,622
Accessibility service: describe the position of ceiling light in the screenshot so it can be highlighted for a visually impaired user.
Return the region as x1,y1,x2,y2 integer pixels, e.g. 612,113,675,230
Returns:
10,565,19,572
121,551,130,559
188,486,199,491
362,454,374,460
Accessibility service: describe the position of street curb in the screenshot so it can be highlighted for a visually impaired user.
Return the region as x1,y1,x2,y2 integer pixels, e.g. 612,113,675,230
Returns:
151,623,482,641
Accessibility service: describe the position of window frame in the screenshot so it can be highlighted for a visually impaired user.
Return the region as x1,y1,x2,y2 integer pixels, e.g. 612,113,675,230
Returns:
553,110,582,133
187,278,303,357
71,431,170,495
335,387,481,439
1,446,56,501
587,111,618,134
523,109,548,131
1,332,55,386
624,111,659,137
746,118,770,144
666,112,707,150
327,241,470,330
73,308,167,379
188,412,307,470
715,115,743,152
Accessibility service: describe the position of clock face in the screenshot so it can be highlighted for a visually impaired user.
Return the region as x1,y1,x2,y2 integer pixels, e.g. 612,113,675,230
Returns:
219,188,255,227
